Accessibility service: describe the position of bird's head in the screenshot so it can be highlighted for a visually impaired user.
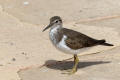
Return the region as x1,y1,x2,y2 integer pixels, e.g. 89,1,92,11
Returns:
42,16,62,32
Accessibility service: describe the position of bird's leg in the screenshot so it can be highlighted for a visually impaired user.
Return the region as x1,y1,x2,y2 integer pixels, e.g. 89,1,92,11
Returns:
62,54,79,74
69,54,79,74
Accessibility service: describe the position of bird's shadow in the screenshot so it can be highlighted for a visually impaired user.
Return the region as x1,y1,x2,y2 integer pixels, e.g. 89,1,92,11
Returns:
45,60,111,70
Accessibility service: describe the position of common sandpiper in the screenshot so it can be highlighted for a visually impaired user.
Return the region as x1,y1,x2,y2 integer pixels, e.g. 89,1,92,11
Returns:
43,16,113,74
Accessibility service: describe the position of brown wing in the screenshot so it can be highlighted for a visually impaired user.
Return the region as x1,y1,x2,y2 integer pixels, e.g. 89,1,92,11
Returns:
62,28,99,50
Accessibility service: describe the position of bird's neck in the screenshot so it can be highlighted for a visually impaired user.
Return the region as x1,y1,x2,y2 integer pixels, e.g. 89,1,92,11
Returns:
49,25,63,44
51,24,62,29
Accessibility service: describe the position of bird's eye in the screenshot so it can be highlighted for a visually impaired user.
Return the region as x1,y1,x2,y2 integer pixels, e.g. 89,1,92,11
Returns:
55,20,58,23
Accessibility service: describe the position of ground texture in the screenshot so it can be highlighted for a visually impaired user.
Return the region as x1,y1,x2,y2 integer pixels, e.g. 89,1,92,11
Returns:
0,0,120,80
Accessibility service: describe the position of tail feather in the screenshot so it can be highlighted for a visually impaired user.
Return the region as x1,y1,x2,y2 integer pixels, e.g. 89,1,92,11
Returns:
97,39,114,46
102,43,114,46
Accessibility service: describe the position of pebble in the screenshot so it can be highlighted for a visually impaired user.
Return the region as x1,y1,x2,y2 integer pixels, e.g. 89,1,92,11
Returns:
12,58,16,61
23,1,29,5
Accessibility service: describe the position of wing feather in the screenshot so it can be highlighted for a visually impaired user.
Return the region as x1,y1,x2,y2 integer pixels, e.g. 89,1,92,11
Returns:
62,28,98,50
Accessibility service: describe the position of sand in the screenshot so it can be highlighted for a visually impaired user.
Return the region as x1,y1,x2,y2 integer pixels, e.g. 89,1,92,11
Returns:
0,0,120,80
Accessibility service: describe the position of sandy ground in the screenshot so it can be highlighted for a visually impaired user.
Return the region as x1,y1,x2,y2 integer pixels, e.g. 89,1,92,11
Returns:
0,0,120,80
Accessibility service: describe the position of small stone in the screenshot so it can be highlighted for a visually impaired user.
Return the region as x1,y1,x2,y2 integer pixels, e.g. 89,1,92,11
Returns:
12,58,16,61
22,52,25,54
21,52,27,55
23,1,29,5
10,42,14,46
79,10,82,12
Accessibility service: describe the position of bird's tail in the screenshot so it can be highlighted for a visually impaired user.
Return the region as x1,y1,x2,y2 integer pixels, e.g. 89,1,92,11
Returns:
97,39,114,46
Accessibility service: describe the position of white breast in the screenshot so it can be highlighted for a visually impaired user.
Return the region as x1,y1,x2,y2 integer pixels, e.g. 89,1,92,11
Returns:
56,35,71,52
57,35,70,49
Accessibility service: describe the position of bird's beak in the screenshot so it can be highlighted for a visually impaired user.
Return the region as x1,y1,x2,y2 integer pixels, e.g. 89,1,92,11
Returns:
42,23,52,32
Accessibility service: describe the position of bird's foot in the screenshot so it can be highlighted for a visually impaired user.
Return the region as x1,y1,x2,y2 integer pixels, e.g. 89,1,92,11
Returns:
62,68,77,75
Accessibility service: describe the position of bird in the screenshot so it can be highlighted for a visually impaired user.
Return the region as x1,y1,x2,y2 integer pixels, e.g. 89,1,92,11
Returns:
42,16,113,74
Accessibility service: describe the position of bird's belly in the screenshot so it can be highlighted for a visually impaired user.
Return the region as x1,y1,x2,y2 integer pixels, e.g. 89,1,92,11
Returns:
56,42,90,54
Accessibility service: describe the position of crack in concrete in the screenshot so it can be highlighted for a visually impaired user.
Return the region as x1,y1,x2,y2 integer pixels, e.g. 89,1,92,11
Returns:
0,5,40,27
75,15,120,24
1,5,120,26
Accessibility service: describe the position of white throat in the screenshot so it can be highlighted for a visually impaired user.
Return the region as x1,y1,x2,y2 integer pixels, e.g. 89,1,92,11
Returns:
49,25,61,44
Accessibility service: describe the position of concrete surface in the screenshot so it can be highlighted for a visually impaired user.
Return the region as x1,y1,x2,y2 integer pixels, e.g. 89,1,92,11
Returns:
0,0,120,80
19,46,120,80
